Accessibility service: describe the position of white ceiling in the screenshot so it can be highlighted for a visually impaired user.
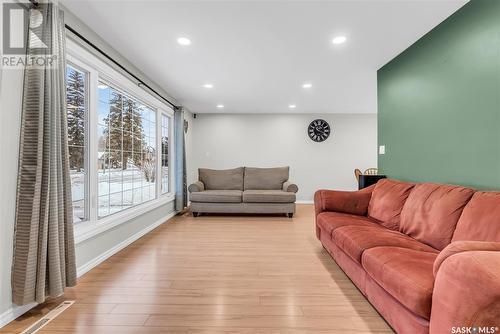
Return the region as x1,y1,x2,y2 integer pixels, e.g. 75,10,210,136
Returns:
61,0,468,114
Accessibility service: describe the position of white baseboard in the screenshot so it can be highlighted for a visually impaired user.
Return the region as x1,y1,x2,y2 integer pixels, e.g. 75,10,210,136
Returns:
0,210,176,329
0,303,37,329
76,211,176,277
296,200,314,204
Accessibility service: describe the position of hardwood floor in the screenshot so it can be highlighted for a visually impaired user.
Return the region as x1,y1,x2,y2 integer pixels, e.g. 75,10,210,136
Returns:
1,204,393,334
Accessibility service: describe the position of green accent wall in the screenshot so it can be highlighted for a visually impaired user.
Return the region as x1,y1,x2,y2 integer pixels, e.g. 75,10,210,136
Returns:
378,0,500,190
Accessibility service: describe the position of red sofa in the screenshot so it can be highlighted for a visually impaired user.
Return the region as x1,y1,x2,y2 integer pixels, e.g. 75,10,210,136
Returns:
314,179,500,334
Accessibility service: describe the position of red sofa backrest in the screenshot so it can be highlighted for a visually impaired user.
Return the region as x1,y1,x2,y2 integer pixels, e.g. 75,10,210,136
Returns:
399,183,475,250
452,191,500,242
368,179,415,230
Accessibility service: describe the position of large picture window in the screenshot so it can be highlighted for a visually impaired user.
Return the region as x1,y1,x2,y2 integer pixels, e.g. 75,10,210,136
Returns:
66,64,88,223
97,81,157,218
65,38,173,238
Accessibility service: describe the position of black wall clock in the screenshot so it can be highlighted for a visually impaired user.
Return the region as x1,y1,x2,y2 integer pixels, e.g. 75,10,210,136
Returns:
308,119,331,142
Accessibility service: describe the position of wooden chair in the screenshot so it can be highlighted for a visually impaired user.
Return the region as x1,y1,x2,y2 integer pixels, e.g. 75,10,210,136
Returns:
354,169,362,182
364,168,378,175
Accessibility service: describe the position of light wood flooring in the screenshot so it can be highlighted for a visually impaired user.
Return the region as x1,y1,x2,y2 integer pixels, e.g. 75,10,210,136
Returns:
1,204,393,334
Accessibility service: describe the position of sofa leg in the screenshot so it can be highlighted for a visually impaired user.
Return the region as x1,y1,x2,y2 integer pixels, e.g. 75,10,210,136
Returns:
287,213,294,218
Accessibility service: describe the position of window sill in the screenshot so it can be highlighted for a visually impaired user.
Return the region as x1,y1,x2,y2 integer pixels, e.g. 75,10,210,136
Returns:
74,193,175,244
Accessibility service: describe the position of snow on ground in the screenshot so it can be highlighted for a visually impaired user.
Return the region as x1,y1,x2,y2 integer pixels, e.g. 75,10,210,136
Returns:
70,166,168,222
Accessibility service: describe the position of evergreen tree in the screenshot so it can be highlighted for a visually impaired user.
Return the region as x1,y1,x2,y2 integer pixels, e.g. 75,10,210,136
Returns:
104,91,123,169
66,68,85,172
104,92,147,171
122,98,144,169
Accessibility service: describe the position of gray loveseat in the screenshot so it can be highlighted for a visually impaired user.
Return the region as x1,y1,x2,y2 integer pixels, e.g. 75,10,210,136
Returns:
188,167,298,217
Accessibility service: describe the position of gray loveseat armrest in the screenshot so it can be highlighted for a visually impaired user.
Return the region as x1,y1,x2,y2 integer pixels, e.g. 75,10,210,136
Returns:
188,181,205,193
283,181,298,193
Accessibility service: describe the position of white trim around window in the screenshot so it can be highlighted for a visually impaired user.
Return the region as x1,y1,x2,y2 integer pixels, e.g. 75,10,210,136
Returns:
66,37,175,244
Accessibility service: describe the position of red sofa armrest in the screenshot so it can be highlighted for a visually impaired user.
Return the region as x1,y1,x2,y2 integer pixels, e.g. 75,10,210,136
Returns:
433,241,500,276
314,184,375,217
430,243,500,333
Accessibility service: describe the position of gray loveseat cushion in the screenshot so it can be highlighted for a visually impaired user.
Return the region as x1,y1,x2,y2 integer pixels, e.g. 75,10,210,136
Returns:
243,190,296,203
199,167,244,190
244,167,289,190
190,190,243,203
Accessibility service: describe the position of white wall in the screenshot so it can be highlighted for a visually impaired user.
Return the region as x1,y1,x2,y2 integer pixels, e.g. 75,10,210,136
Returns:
189,113,377,201
0,45,25,320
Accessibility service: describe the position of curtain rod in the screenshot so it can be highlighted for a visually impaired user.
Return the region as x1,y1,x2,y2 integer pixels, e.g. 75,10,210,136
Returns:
27,0,179,109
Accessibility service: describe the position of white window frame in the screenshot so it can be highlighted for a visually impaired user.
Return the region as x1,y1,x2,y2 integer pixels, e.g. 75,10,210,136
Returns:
66,38,175,244
66,62,90,223
158,110,173,195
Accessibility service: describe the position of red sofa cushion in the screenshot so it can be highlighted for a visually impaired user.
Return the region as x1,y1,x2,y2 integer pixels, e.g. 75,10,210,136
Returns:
362,247,437,320
317,212,381,238
452,191,500,242
399,183,474,250
332,225,437,264
368,179,414,230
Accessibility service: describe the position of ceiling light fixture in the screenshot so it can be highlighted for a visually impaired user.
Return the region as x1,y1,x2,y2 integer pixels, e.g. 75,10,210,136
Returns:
289,104,297,109
332,36,347,44
302,83,312,89
203,83,214,88
177,37,191,46
217,104,224,109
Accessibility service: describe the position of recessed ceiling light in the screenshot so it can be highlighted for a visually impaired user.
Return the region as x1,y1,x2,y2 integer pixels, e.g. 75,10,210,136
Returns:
289,104,297,109
302,83,312,89
177,37,191,46
217,104,224,109
203,83,214,88
332,36,347,45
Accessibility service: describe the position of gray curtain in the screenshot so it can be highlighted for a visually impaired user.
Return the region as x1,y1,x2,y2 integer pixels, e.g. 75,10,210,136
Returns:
174,107,187,211
12,3,76,306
